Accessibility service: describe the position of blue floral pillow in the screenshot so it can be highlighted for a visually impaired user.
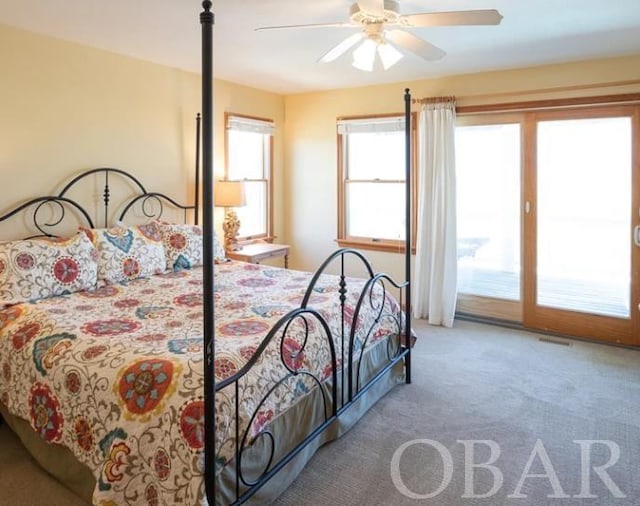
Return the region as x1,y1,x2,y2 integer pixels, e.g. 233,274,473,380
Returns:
81,224,166,284
158,223,203,271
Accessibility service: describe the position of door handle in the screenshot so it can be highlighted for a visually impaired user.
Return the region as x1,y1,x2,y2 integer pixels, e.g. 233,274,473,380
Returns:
635,225,640,247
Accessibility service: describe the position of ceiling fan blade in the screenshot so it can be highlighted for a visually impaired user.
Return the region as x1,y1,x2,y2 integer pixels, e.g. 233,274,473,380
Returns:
319,32,364,63
255,22,353,31
386,29,446,61
357,0,385,16
403,9,503,27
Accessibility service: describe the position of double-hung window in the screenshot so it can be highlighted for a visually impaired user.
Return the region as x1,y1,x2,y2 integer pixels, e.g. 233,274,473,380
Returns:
337,114,415,251
225,113,274,240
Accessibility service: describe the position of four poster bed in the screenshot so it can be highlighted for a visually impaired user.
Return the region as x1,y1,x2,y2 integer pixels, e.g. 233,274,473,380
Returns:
0,2,414,505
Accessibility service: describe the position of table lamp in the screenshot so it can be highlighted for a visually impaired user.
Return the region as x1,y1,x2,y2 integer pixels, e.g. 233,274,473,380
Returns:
214,180,246,251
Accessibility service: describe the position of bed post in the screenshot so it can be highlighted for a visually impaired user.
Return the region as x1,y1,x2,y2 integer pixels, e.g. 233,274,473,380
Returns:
201,1,216,504
195,112,201,225
404,88,412,385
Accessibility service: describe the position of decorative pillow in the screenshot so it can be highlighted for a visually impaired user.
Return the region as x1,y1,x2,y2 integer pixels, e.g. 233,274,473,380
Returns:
155,222,226,269
0,233,98,307
157,223,203,271
81,224,166,284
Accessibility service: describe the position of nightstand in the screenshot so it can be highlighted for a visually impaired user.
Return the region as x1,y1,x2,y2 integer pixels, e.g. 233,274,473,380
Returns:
226,242,290,268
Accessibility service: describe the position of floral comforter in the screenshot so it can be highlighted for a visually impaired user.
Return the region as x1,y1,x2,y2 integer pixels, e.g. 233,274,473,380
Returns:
0,261,402,505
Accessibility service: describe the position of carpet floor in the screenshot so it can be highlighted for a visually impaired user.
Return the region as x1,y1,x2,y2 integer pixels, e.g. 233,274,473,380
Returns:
1,320,638,505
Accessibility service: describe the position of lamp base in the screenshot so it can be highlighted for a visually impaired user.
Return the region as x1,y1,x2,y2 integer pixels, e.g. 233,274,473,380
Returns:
222,209,241,251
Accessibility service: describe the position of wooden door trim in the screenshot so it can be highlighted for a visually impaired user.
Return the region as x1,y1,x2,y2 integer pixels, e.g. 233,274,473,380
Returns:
522,113,537,329
457,294,522,322
632,106,640,345
527,306,632,345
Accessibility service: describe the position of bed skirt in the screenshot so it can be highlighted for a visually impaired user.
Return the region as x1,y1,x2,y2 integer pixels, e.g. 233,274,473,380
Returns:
0,359,404,505
0,402,95,501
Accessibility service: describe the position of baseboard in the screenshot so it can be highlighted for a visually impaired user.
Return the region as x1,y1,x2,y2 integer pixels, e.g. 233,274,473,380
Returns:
455,312,639,351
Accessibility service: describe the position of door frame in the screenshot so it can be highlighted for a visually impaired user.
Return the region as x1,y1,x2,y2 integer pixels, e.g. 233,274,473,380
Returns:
455,101,639,346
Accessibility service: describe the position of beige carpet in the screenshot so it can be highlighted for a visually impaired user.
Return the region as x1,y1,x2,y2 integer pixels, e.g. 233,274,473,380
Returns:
273,320,640,505
1,320,639,505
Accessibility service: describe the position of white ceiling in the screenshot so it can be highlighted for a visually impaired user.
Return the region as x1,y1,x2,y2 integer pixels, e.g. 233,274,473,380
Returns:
1,0,639,94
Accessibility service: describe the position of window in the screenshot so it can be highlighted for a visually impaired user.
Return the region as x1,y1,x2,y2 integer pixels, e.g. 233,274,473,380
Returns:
337,114,416,251
225,114,274,240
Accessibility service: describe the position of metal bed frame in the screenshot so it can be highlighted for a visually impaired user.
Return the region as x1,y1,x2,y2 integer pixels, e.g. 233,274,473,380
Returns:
0,167,197,238
0,4,413,503
199,2,413,504
0,159,410,506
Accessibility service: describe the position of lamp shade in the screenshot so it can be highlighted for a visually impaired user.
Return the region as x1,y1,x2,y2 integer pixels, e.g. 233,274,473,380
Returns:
214,180,246,207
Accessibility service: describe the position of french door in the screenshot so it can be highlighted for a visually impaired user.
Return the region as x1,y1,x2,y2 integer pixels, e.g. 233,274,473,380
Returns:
456,104,639,345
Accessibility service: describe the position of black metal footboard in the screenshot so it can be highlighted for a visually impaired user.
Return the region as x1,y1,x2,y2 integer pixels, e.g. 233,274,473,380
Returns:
199,7,414,504
210,248,411,505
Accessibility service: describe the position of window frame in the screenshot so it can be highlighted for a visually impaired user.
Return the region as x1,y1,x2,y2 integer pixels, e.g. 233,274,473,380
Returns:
337,112,417,253
224,112,274,242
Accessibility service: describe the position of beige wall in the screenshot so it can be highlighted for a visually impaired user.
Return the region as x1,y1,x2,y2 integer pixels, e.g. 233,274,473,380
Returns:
2,22,639,281
0,24,284,240
283,54,640,280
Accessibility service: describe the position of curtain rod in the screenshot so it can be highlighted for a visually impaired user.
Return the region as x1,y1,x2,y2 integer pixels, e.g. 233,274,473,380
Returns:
457,92,640,114
412,90,640,114
412,96,456,105
410,79,640,107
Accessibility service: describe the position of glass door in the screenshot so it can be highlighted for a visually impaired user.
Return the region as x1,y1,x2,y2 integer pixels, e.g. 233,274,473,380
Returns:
455,116,522,321
456,105,639,344
523,107,639,345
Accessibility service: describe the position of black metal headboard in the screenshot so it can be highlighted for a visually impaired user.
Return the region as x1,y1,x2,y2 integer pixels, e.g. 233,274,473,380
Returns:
0,167,197,239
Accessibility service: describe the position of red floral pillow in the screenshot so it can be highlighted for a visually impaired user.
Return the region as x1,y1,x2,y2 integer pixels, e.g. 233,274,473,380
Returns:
0,233,98,307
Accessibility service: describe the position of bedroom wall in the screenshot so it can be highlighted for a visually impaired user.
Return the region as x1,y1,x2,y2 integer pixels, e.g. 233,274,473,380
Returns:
3,21,638,281
0,24,285,240
283,53,640,280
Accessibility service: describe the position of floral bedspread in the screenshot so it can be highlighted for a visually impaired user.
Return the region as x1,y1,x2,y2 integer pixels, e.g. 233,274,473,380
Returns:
0,261,402,505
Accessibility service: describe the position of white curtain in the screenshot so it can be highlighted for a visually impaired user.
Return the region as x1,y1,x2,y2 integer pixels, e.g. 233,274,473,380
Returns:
413,100,458,327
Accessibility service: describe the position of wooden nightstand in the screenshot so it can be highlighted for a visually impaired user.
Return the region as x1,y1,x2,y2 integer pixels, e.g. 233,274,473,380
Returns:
226,242,290,268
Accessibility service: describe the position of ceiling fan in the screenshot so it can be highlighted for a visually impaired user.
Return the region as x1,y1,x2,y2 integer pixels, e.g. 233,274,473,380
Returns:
256,0,503,71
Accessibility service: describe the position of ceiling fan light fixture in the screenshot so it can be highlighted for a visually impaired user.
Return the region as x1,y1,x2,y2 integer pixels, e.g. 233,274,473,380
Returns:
319,32,364,63
352,38,376,71
257,2,503,69
377,41,403,70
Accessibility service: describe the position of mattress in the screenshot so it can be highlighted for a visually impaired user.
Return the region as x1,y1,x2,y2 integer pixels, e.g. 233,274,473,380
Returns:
0,260,405,505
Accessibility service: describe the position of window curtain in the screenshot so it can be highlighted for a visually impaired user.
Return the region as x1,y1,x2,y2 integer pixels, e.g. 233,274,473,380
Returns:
413,99,458,327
